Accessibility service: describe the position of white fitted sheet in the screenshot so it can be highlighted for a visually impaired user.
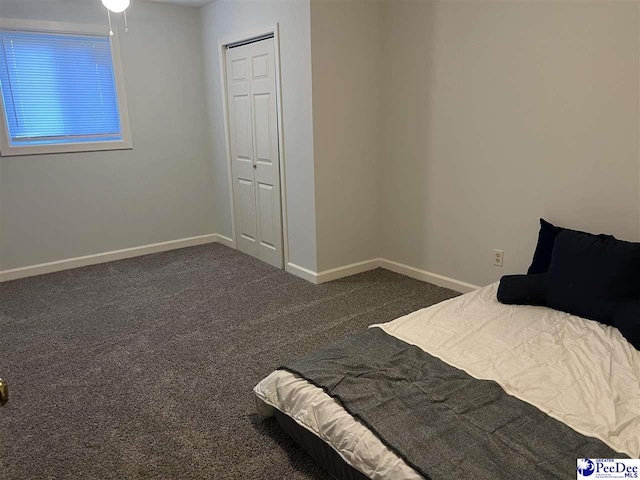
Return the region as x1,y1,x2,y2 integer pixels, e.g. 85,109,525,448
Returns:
254,282,640,478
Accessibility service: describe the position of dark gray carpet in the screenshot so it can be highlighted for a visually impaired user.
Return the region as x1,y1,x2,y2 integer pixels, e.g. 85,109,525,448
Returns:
0,244,458,479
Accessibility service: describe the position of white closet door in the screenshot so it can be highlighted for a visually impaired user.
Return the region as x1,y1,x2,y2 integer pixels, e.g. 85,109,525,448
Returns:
225,38,283,268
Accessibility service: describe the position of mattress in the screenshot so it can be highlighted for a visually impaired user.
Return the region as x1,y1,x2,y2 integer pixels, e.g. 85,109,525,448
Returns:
254,282,640,478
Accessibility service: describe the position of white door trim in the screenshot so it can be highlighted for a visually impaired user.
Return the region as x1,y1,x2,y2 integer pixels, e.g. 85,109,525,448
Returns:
218,23,289,268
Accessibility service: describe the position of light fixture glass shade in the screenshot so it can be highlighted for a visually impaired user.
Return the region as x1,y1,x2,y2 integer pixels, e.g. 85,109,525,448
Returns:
101,0,130,13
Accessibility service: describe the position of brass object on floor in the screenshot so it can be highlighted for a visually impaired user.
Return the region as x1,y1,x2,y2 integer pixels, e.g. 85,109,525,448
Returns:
0,378,8,407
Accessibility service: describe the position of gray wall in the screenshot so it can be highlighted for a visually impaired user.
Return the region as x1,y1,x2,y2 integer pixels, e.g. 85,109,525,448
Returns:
200,0,318,272
3,0,638,288
0,0,216,270
380,0,640,286
311,0,383,272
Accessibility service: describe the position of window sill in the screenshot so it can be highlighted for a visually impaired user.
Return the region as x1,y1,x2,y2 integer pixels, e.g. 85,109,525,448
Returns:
0,139,133,157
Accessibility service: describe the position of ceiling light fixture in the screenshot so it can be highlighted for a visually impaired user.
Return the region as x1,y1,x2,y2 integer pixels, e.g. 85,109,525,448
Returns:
101,0,131,36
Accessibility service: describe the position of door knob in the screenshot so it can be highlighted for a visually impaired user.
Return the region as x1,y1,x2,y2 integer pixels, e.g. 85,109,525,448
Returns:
253,164,257,169
0,378,7,407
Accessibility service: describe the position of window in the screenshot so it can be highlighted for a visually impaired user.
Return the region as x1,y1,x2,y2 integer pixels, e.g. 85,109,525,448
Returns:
0,21,131,156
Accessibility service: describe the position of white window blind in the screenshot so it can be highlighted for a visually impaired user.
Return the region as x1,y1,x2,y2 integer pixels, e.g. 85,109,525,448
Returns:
0,30,123,147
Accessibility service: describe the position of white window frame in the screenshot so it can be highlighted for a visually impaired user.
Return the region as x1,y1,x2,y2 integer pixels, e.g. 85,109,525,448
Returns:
0,18,132,156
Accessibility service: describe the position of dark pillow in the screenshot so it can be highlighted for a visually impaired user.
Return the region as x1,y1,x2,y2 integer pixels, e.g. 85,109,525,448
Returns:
614,303,640,350
497,274,548,306
527,219,565,274
546,231,640,325
526,219,611,274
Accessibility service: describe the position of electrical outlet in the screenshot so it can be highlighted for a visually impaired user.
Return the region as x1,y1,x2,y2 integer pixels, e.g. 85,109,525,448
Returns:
494,249,504,267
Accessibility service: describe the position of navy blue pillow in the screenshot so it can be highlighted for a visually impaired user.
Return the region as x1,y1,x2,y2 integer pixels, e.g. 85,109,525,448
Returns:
527,219,565,274
497,274,548,306
614,303,640,350
546,231,640,325
527,219,609,274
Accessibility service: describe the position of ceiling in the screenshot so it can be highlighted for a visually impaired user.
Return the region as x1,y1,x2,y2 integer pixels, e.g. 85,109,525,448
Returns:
142,0,216,7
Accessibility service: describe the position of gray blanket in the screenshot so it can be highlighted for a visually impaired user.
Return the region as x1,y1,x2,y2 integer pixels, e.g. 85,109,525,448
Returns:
282,327,624,480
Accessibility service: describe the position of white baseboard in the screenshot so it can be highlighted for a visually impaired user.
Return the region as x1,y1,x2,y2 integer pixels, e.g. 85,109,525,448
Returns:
215,234,235,248
286,257,478,294
285,262,318,284
286,258,381,284
1,235,481,294
0,233,222,282
379,258,480,293
316,258,381,284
